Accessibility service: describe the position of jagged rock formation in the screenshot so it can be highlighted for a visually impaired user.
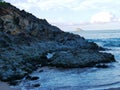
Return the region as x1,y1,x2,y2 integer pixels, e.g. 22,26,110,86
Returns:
0,2,115,82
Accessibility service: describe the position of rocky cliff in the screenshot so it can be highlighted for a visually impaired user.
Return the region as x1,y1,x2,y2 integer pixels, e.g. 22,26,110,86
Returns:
0,2,115,82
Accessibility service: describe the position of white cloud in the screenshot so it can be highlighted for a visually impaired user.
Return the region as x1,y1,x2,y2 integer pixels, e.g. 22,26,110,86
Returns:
12,0,77,11
27,0,39,3
15,2,32,10
4,0,120,24
90,12,117,23
35,0,77,10
5,0,120,11
71,0,113,10
36,0,114,11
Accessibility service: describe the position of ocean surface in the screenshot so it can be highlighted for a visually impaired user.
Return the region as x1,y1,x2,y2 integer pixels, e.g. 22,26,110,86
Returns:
15,30,120,90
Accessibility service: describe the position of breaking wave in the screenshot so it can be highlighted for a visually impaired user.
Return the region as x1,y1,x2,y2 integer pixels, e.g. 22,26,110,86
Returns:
88,38,120,47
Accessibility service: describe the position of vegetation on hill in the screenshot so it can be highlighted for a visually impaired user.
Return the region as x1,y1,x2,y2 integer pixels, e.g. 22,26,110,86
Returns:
0,0,6,4
0,0,4,2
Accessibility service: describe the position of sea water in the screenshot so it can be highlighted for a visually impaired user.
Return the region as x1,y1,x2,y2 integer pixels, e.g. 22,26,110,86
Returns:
79,30,120,61
76,30,120,90
16,30,120,90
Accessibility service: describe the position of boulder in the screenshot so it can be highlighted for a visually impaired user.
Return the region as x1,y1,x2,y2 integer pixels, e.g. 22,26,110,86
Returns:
32,84,40,87
49,49,115,68
25,75,39,81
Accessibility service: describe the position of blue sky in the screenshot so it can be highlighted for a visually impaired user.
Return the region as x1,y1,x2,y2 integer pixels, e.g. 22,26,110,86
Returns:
4,0,120,30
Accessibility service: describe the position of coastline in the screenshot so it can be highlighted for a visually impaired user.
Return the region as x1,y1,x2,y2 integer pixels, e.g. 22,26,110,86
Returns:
0,82,20,90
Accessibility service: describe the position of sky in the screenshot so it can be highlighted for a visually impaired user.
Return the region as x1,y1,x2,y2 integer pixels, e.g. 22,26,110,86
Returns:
4,0,120,31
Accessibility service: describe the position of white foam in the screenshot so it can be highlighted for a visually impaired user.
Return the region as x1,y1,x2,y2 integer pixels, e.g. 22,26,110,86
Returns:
46,53,54,59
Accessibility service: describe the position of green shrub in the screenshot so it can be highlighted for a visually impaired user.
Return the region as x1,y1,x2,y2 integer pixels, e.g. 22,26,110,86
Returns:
0,0,6,4
0,0,3,2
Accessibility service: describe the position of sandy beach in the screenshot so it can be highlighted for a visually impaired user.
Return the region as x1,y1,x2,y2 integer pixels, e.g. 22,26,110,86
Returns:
0,82,21,90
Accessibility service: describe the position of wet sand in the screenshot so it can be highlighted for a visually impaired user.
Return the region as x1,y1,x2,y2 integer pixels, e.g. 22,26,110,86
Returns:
0,82,21,90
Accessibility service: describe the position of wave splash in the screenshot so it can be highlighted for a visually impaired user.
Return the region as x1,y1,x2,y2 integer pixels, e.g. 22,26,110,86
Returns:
88,38,120,47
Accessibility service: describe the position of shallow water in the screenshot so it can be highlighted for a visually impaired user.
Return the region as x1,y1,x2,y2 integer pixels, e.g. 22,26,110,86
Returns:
15,30,120,90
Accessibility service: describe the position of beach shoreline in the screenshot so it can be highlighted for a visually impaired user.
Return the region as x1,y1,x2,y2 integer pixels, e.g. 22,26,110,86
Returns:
0,82,21,90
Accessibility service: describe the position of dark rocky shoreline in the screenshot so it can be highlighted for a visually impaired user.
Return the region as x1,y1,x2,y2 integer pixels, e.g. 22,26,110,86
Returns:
0,2,115,84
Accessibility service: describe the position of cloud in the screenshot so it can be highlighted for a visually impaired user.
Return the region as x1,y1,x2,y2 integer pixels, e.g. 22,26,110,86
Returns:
5,0,120,11
35,0,80,11
14,2,32,10
90,12,117,23
27,0,39,3
6,0,110,11
5,0,120,10
4,0,120,24
70,0,113,10
8,0,77,11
